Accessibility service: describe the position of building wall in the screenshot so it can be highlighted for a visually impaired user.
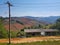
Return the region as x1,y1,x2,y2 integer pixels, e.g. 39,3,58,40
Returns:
41,31,45,36
26,32,41,37
25,31,60,37
24,29,60,37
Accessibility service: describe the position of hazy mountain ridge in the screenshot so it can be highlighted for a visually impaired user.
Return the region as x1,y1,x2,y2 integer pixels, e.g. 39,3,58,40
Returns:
23,16,60,23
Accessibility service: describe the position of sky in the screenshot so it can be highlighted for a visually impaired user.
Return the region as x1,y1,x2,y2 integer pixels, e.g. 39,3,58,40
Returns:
0,0,60,17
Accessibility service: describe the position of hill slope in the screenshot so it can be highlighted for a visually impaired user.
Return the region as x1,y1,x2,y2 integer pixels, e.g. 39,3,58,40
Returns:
4,17,46,31
3,16,60,31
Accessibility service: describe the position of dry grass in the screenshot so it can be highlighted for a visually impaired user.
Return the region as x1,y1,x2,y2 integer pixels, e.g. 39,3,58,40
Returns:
0,36,60,43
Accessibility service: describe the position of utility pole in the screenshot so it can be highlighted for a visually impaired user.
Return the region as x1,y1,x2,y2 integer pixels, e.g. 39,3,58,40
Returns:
6,1,12,44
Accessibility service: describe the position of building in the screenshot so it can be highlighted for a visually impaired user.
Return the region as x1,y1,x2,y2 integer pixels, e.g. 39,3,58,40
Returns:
24,29,60,37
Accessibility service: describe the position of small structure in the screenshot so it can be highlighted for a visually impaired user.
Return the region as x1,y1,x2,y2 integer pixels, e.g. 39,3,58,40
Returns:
24,29,60,37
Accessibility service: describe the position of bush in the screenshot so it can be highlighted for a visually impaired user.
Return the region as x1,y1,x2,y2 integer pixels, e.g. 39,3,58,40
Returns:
0,18,8,38
10,31,17,38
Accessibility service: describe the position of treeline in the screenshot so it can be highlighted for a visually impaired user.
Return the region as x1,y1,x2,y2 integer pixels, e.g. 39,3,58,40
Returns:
49,18,60,30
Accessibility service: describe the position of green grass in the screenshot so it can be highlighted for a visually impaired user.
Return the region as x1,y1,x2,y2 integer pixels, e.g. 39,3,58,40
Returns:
0,41,60,45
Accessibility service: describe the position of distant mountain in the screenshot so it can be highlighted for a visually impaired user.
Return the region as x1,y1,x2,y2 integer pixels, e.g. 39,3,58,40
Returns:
23,16,60,24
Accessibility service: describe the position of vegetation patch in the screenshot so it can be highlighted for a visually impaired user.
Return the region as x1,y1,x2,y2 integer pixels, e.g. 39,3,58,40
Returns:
0,41,60,45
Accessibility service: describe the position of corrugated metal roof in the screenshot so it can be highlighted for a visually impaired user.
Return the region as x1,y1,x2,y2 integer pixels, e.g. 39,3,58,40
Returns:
24,29,59,33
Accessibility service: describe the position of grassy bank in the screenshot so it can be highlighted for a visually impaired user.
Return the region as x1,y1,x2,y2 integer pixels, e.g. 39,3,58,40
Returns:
0,41,60,45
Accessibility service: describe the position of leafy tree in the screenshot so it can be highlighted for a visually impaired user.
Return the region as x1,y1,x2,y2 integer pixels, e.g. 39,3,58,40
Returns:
49,24,56,29
0,17,8,38
10,31,17,38
56,22,60,30
49,18,60,30
56,18,60,22
27,27,30,29
55,18,60,30
17,29,26,37
39,24,41,28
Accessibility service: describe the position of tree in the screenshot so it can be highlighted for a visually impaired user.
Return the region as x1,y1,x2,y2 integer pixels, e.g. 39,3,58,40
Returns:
17,29,26,38
49,24,56,29
27,27,30,29
10,31,17,38
39,24,41,28
0,17,8,38
56,18,60,30
49,18,60,30
56,18,60,22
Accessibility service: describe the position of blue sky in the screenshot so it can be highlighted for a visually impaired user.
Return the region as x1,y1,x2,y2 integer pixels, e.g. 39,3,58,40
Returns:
0,0,60,17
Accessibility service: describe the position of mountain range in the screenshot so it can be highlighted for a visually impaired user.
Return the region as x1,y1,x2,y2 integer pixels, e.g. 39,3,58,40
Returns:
23,16,60,24
1,16,60,31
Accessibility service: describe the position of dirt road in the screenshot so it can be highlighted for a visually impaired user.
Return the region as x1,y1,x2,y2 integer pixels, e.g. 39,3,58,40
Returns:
0,36,60,43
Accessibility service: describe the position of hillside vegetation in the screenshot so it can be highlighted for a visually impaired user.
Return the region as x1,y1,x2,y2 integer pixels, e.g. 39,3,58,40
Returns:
0,17,60,38
0,17,8,38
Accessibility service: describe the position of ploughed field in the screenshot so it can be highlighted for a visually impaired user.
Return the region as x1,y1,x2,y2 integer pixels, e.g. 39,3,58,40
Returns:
0,36,60,43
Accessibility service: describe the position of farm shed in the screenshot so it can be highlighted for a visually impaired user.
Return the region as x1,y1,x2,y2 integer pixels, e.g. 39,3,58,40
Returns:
24,29,60,37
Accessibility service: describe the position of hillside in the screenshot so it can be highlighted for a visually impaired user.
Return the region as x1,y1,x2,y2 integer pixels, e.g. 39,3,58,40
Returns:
3,17,46,31
3,16,60,31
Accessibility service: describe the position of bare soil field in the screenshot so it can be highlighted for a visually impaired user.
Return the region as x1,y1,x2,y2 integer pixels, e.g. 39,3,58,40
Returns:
0,36,60,43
